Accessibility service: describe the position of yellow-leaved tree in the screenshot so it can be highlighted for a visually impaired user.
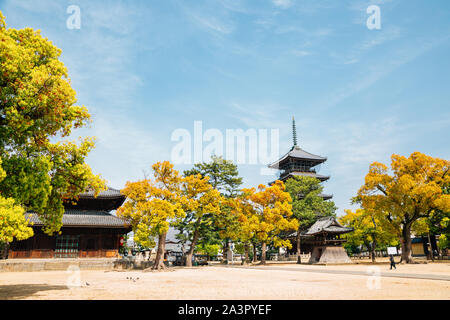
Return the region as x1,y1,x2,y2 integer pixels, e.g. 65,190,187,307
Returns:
357,152,450,263
241,180,298,264
0,11,105,238
181,174,223,267
0,158,33,243
117,161,186,270
228,194,257,264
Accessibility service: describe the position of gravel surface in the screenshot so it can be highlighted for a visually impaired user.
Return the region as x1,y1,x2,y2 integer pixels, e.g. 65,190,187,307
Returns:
0,263,449,300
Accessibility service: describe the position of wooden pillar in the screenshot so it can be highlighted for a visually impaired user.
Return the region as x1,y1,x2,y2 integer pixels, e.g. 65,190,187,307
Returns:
98,233,102,257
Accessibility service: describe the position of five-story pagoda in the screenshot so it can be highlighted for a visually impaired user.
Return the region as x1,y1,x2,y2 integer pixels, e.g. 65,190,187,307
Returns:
268,117,332,200
268,117,353,264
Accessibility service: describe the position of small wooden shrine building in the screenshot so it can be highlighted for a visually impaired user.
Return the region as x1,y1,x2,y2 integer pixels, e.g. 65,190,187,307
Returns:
8,187,131,259
300,216,353,264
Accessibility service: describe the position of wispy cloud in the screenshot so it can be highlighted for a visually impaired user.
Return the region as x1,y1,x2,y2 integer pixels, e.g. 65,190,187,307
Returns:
317,34,448,110
180,2,235,36
229,102,289,130
291,49,312,57
77,113,169,188
187,11,234,34
272,0,293,9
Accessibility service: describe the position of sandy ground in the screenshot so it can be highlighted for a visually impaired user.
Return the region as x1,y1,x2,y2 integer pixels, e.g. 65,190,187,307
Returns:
0,263,449,300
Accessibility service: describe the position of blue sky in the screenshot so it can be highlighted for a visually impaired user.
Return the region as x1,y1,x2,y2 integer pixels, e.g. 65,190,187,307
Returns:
1,0,449,216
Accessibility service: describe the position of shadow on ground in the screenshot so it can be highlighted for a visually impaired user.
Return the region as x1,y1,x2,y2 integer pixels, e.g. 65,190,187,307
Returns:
0,284,68,300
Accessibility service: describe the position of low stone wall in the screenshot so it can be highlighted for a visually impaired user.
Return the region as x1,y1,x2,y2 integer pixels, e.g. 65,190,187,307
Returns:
0,259,117,272
0,258,155,272
113,259,153,270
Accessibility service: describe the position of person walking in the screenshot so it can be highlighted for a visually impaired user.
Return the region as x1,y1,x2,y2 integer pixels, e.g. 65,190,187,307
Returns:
389,254,396,270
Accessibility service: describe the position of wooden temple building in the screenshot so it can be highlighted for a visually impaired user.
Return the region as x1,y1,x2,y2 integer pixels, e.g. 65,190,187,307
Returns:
268,117,332,200
269,117,353,263
8,187,131,259
300,216,353,264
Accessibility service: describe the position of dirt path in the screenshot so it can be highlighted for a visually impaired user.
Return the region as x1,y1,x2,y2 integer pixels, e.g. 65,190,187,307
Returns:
219,263,450,281
0,264,449,300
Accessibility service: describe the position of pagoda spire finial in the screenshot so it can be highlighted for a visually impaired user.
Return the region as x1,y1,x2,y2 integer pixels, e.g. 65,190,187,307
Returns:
292,116,298,147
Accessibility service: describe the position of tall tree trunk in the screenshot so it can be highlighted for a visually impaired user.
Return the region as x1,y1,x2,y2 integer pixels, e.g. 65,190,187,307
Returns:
151,232,167,270
401,223,414,263
370,242,376,263
371,239,377,263
296,228,302,264
398,235,404,263
427,232,434,262
185,219,202,267
260,242,267,265
242,242,250,265
252,242,257,263
222,240,229,264
370,217,377,263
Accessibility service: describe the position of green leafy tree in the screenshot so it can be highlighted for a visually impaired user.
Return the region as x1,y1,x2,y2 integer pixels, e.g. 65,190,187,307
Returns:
181,155,243,263
339,209,398,262
0,11,105,238
285,176,336,263
196,243,220,260
429,184,450,256
412,184,450,259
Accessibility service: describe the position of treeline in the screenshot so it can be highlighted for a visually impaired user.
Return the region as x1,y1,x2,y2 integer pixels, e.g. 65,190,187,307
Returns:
117,156,336,270
339,152,450,262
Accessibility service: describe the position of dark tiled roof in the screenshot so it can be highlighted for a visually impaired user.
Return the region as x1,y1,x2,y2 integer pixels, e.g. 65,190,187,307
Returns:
78,187,124,199
269,146,327,168
304,216,353,235
26,210,130,228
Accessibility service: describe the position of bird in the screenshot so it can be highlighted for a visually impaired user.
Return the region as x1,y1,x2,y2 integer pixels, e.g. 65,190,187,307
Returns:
85,282,90,286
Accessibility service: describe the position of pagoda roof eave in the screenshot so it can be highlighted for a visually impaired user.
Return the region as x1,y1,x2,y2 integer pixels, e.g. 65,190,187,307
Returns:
64,186,126,211
77,187,125,200
304,216,354,236
303,228,353,236
298,193,333,200
268,146,327,169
